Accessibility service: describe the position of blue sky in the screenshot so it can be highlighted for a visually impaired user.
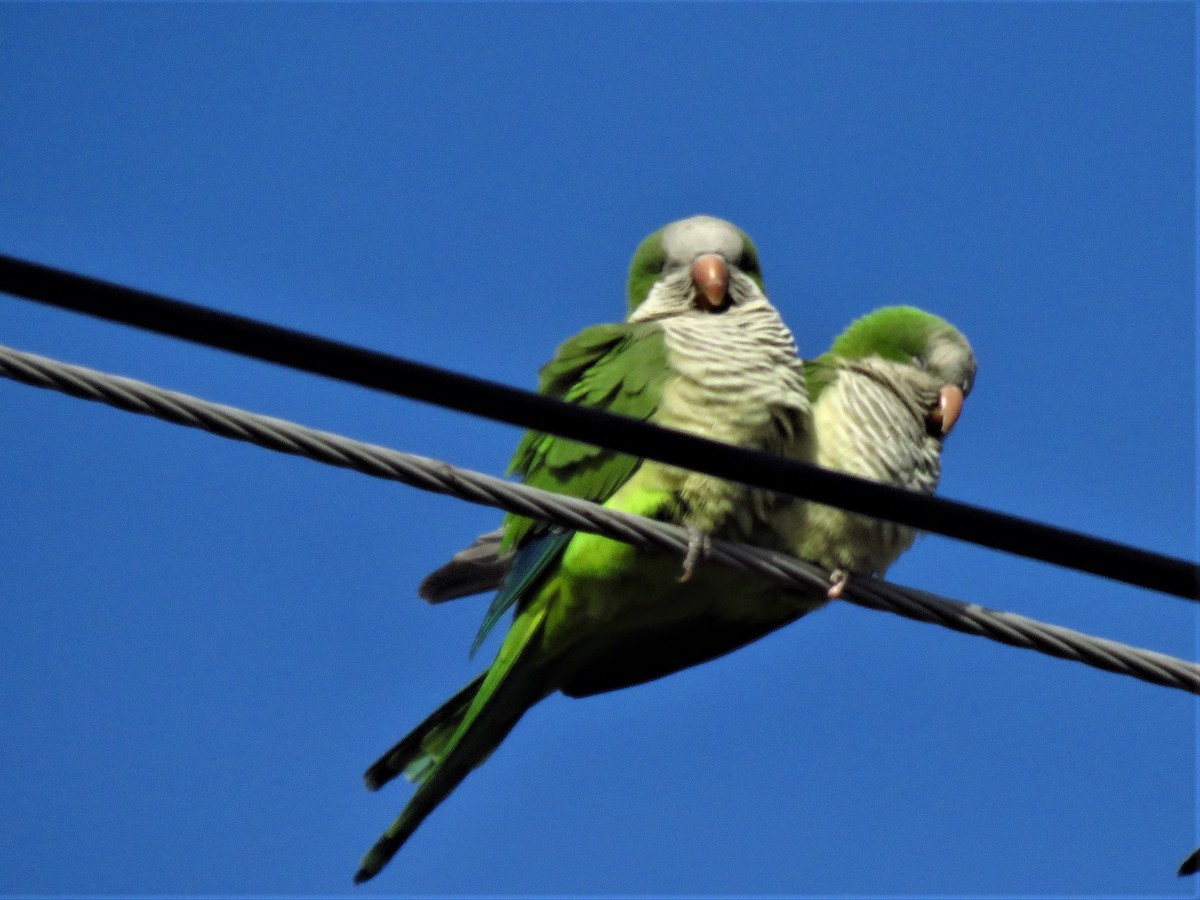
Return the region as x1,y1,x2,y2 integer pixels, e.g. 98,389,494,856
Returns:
0,2,1194,895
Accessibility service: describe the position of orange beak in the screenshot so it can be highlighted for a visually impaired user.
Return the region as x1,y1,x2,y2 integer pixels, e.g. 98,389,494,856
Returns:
927,385,965,438
690,254,730,311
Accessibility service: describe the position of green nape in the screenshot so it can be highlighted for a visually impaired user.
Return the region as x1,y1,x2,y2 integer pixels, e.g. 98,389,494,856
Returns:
625,226,666,313
827,305,952,364
734,229,764,292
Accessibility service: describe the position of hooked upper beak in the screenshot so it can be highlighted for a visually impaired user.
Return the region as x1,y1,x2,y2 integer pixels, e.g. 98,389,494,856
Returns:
690,253,730,311
926,384,965,438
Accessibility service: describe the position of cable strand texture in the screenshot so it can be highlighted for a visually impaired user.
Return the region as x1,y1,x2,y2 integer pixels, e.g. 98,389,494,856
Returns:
1,341,1196,696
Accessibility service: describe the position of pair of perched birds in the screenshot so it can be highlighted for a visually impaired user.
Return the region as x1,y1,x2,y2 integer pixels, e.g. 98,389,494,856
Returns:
354,215,977,883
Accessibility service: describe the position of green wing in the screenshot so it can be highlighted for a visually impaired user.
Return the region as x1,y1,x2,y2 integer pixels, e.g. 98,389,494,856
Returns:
803,354,838,406
469,529,571,656
469,322,669,652
502,321,670,551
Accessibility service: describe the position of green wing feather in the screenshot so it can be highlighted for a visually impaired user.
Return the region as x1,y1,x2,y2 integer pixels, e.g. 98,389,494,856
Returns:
467,322,669,652
362,672,487,791
501,321,669,552
469,529,571,656
803,355,838,406
354,602,551,884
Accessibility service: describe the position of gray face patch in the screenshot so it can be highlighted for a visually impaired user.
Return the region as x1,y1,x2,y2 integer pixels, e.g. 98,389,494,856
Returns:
660,215,745,270
927,330,977,395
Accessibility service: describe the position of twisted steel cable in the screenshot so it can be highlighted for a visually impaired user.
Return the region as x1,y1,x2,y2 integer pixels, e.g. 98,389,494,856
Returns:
1,341,1196,695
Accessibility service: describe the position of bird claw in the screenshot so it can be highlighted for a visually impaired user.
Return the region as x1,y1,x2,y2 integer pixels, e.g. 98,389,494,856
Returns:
827,569,848,599
678,528,711,583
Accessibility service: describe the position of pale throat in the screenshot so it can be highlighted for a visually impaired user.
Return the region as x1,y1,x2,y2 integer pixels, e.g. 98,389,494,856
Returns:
651,294,811,536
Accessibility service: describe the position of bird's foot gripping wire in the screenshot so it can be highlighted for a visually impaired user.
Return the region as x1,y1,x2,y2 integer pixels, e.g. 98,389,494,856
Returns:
678,527,712,583
827,569,849,599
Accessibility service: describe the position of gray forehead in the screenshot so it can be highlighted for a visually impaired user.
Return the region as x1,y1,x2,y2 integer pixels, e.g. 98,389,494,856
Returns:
660,216,744,265
928,329,977,386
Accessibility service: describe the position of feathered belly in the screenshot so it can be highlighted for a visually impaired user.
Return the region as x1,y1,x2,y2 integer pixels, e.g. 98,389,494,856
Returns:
653,301,812,538
801,373,940,576
656,379,812,538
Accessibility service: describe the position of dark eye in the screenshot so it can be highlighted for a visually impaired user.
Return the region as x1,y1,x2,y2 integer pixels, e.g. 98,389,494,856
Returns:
911,354,927,368
740,246,761,278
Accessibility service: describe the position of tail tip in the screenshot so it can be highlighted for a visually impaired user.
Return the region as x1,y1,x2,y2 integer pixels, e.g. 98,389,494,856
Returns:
355,843,394,885
1177,846,1200,876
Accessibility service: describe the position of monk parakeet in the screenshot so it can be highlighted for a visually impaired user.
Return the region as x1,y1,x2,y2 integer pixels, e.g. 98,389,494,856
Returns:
792,305,976,596
354,215,814,883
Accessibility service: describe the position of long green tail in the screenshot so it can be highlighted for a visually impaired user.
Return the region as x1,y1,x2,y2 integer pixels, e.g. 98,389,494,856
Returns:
354,603,550,884
363,673,488,791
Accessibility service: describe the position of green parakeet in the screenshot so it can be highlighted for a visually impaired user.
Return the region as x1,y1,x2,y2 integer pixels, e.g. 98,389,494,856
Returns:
790,305,976,595
354,216,814,883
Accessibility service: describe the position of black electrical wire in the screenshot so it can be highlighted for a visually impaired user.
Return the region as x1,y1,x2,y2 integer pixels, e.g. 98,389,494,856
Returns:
1,252,1196,600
